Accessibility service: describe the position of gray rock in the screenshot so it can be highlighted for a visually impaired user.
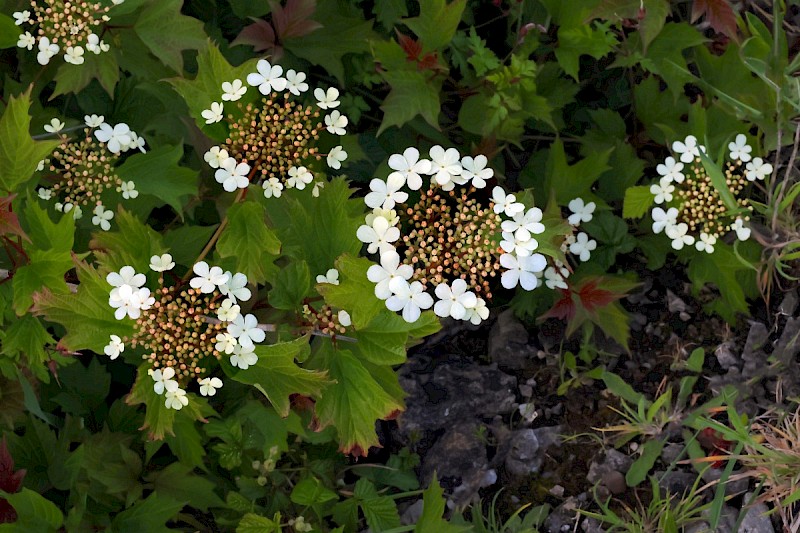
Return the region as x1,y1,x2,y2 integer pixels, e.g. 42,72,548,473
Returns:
656,471,697,495
544,497,580,532
587,449,633,485
487,310,537,371
580,517,605,533
660,443,684,465
739,492,774,533
701,468,749,496
603,470,626,495
399,499,424,526
779,289,798,316
505,429,541,477
715,341,739,370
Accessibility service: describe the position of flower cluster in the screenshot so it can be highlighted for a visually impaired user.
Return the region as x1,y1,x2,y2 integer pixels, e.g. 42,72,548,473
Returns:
37,115,145,229
103,256,263,410
540,197,599,291
14,0,120,66
649,134,770,252
201,60,348,196
358,146,555,324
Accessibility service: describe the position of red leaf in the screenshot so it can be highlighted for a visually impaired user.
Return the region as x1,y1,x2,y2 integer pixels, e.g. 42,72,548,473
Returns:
0,436,26,524
396,30,422,61
269,0,322,41
691,0,738,39
698,426,733,468
233,19,280,55
0,195,28,241
417,52,440,71
540,289,576,322
577,280,620,314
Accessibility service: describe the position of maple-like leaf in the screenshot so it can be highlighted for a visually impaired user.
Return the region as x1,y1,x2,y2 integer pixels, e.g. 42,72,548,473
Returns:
0,436,26,524
0,195,27,240
691,0,738,39
233,0,322,59
232,19,277,54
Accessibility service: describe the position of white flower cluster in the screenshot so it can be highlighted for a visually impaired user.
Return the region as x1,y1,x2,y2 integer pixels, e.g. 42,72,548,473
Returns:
537,197,599,291
201,60,348,196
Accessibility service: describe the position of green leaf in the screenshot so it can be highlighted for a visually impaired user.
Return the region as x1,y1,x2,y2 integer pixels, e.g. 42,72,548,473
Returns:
582,211,637,269
0,488,63,531
377,70,441,135
317,254,385,330
116,144,198,217
268,260,311,310
290,477,338,506
225,336,329,417
111,491,188,533
623,185,655,218
374,0,408,28
51,51,120,98
686,241,758,322
555,22,617,80
1,315,54,369
237,513,282,533
415,476,470,532
351,311,440,366
545,139,613,203
0,90,61,194
359,493,400,532
13,248,73,315
643,22,707,96
590,0,670,49
134,0,207,73
147,463,225,512
403,0,466,51
0,15,21,49
90,208,166,273
162,224,219,267
625,438,665,486
217,200,281,285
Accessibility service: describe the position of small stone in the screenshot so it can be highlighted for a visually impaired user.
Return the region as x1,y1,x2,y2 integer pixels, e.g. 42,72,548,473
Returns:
487,310,537,371
739,492,774,533
549,484,565,497
603,470,627,495
715,341,739,370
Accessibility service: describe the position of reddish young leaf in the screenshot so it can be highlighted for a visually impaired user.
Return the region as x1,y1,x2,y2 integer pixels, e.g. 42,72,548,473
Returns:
232,19,278,54
577,279,623,313
0,195,27,241
540,289,576,321
269,0,322,41
396,31,422,61
0,436,26,524
698,426,733,468
691,0,738,39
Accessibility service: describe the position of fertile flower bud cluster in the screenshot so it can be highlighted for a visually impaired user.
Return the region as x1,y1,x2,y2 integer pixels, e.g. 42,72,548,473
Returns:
358,146,554,324
37,115,145,229
14,0,120,66
649,134,769,252
201,60,348,197
103,256,262,411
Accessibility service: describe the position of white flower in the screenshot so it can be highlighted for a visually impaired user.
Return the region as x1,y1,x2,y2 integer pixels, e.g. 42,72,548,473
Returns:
386,279,433,322
367,250,413,300
285,69,309,95
656,156,685,184
357,215,400,254
37,36,59,65
227,313,266,350
217,299,241,322
337,310,352,327
104,335,124,360
314,87,340,109
13,11,30,25
86,34,104,54
119,180,138,199
219,272,251,303
672,135,705,164
199,377,223,397
728,134,752,162
204,146,229,169
37,160,45,171
107,266,146,289
230,344,258,370
316,269,340,285
190,261,229,293
650,176,675,204
366,207,400,227
428,146,462,187
215,332,237,354
560,233,576,253
165,388,188,410
151,367,179,395
500,231,538,257
324,110,348,135
389,147,432,190
95,122,131,154
569,232,597,262
666,222,695,250
460,155,493,189
695,232,716,254
84,114,105,128
500,253,546,290
71,205,83,220
37,188,52,200
312,181,325,197
492,186,525,217
17,32,35,50
201,102,224,124
64,46,84,65
745,157,773,181
246,59,287,94
262,177,283,198
44,118,65,133
732,218,751,241
501,208,545,242
327,145,347,169
149,253,175,272
126,132,146,153
433,279,477,320
221,79,247,101
464,297,490,325
651,207,678,234
567,198,596,225
365,173,408,210
287,166,313,190
91,204,114,231
215,158,251,192
544,264,569,290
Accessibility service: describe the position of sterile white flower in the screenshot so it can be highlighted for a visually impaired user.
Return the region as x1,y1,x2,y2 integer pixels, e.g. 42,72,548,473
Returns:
64,45,84,65
672,135,705,164
695,232,716,254
500,253,546,290
367,250,413,300
314,87,340,109
651,207,678,234
149,253,175,272
385,279,433,323
464,297,490,325
287,166,313,190
285,69,309,95
215,332,237,354
165,388,188,410
656,156,685,184
17,32,35,50
219,272,251,303
104,335,124,360
728,134,752,162
365,173,408,210
357,215,400,254
567,198,596,225
84,114,105,128
230,344,258,370
37,37,59,65
366,207,400,227
227,313,265,350
126,132,146,153
312,181,325,197
199,377,223,397
732,218,751,241
666,222,695,250
544,264,569,290
433,279,477,320
650,176,675,204
37,160,45,171
107,266,146,289
215,158,251,192
247,59,287,94
262,177,283,198
44,118,65,133
119,180,138,199
37,188,52,200
492,186,525,217
388,147,431,190
151,367,179,395
501,207,545,242
217,299,241,322
324,110,348,135
569,232,597,262
13,11,30,25
204,146,230,169
500,231,539,257
327,145,347,169
95,122,131,154
460,155,493,189
316,269,340,285
202,102,224,124
745,157,773,181
221,79,247,101
85,34,103,54
190,261,229,293
337,310,352,327
91,205,114,231
429,146,462,187
71,205,83,220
